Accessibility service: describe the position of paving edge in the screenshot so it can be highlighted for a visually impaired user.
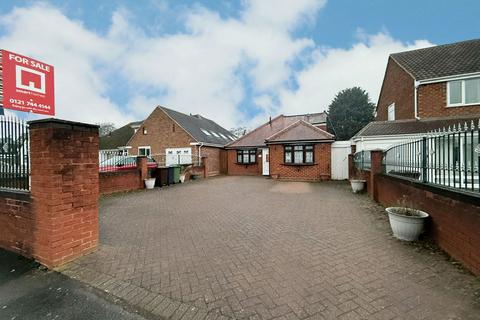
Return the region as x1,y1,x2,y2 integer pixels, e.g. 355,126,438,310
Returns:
60,263,232,320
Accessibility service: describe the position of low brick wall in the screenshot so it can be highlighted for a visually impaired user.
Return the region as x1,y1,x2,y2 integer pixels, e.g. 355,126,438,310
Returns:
0,119,100,268
348,150,480,275
0,191,33,257
375,174,480,276
100,170,143,195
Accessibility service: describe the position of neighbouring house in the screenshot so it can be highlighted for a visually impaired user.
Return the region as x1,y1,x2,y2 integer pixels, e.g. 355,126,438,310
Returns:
100,120,143,153
100,106,235,176
225,112,335,181
353,38,480,151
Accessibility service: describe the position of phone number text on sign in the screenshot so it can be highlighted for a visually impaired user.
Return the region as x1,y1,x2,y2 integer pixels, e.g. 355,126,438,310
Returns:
8,98,53,112
1,49,55,116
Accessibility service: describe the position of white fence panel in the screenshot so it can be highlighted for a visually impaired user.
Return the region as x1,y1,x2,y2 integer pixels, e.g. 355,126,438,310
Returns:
331,141,351,180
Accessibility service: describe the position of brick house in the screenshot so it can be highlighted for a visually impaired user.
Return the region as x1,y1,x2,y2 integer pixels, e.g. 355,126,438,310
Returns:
225,113,334,181
353,39,480,151
100,106,234,176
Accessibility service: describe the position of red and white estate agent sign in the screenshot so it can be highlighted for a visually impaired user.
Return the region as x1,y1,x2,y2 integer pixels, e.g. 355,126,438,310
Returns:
1,49,55,116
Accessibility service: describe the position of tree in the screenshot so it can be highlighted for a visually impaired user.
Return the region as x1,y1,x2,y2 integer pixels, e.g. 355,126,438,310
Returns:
98,122,117,136
230,126,249,137
327,87,375,140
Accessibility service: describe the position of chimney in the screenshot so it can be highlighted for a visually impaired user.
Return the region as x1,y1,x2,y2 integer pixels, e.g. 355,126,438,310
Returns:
269,116,272,127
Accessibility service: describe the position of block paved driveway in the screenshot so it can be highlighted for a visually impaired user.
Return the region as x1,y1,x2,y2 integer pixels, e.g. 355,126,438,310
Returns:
64,176,480,320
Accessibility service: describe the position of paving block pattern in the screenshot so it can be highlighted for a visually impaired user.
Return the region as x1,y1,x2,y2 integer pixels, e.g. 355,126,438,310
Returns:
64,177,480,319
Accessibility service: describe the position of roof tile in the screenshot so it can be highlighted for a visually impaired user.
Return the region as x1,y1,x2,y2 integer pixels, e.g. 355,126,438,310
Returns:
391,39,480,80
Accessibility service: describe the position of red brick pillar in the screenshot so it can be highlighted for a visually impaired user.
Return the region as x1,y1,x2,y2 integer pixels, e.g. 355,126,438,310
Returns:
370,149,384,201
29,119,99,268
137,156,148,185
348,154,355,180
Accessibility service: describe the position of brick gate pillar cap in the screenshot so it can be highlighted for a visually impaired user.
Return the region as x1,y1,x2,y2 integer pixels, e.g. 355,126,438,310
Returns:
28,118,99,132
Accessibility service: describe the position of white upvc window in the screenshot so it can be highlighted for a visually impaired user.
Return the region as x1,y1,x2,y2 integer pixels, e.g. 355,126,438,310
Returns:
387,103,395,121
138,146,151,157
447,77,480,106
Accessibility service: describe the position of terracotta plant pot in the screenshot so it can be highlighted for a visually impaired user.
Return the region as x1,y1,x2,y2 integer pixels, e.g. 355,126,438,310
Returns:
386,207,429,241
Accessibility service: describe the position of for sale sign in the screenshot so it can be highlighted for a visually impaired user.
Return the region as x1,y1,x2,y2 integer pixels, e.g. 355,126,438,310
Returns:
0,49,55,116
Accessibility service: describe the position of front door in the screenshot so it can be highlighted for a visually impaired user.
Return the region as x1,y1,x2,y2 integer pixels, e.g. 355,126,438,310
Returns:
262,148,270,176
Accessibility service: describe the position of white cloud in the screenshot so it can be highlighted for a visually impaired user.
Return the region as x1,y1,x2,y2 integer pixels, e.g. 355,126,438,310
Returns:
119,0,324,127
278,33,433,115
0,5,132,125
0,2,434,130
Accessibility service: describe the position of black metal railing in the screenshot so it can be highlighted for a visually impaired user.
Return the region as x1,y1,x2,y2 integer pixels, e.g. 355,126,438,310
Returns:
354,150,371,170
383,120,480,193
0,116,30,191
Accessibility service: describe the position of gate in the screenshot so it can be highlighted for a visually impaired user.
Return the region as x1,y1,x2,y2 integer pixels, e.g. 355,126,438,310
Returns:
331,141,351,180
0,116,30,191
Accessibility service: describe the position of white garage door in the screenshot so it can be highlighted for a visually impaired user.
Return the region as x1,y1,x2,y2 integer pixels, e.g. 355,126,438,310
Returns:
166,147,192,166
331,141,351,180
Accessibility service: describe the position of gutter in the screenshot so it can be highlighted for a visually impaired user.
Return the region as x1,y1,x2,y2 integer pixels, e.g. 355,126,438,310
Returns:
352,132,426,142
417,71,480,85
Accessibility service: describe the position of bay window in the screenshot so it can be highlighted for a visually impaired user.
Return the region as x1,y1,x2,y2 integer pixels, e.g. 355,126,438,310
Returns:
237,149,256,164
448,77,480,106
284,145,314,164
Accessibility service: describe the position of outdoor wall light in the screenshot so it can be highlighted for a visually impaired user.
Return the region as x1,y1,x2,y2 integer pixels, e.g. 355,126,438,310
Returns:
143,128,147,135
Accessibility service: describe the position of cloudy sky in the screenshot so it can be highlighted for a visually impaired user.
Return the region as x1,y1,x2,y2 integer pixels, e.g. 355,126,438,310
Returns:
0,0,478,129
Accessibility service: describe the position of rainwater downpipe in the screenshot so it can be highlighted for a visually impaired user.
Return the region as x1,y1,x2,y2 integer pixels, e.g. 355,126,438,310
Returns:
414,80,420,120
189,142,204,165
198,143,203,166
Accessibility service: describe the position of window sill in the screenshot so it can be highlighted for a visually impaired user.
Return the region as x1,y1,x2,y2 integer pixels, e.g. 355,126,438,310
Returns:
235,162,257,165
446,102,480,108
282,162,316,166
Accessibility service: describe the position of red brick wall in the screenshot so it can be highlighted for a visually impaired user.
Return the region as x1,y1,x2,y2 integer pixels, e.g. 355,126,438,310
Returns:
129,107,196,156
375,174,480,276
418,82,480,118
99,170,143,194
376,58,415,121
0,192,34,257
0,120,100,268
227,149,261,176
129,107,223,176
28,120,100,268
269,143,331,181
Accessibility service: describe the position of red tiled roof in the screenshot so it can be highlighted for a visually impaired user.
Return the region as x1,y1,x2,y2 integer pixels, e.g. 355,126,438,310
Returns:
265,120,334,143
226,113,327,148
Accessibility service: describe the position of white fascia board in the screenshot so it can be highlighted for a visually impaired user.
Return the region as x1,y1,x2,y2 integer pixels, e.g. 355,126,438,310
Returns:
352,133,423,142
418,72,480,85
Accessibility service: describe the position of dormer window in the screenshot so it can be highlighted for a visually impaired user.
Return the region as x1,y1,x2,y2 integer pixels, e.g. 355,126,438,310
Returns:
448,77,480,106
